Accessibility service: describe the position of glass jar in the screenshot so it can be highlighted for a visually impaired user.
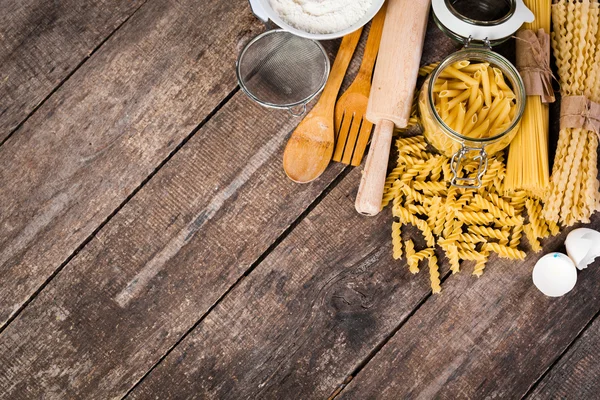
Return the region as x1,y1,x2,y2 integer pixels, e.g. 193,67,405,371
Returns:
418,0,532,188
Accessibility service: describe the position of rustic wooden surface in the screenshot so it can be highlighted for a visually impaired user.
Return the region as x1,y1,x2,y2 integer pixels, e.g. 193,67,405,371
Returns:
1,1,599,399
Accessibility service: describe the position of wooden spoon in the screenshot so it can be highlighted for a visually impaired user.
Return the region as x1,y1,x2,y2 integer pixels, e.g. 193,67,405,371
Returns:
283,28,363,183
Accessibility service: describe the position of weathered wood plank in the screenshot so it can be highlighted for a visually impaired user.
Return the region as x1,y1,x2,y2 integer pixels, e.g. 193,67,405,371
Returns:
118,21,468,400
125,166,435,400
0,0,264,326
338,219,600,399
528,314,600,399
0,0,145,142
0,80,352,399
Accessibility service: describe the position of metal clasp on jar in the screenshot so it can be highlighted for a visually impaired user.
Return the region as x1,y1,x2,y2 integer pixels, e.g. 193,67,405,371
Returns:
463,35,492,50
450,146,488,188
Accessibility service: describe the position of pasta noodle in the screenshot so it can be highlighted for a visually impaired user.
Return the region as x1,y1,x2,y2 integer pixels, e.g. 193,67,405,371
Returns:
385,57,563,291
405,239,418,274
429,256,441,294
544,0,600,225
392,222,403,259
384,132,556,292
482,243,527,260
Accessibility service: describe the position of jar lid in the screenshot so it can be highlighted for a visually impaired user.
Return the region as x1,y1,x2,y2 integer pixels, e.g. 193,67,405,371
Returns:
432,0,534,44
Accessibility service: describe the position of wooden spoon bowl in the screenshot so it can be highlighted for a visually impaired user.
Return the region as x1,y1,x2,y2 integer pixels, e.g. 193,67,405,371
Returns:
283,112,334,183
283,28,363,183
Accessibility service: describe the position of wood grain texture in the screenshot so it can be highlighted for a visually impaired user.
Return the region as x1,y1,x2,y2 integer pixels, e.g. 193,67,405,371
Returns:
0,87,346,398
0,0,144,142
339,218,600,399
126,166,435,400
528,314,600,399
0,0,264,326
120,19,461,400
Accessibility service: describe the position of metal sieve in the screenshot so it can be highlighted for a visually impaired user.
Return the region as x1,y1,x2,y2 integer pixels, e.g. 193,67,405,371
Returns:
236,29,330,116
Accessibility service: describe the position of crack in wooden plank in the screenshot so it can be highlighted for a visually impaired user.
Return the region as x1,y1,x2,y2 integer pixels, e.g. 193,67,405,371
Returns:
114,126,287,307
0,186,76,270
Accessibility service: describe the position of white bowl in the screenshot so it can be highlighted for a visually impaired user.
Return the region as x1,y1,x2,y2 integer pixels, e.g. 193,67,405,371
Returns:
249,0,386,40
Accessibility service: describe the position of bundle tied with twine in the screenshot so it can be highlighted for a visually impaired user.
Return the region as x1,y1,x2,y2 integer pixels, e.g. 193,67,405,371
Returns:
505,0,554,200
543,0,600,226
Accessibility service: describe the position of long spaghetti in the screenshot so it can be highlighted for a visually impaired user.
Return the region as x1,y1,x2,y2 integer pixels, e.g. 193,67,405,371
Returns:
504,0,551,199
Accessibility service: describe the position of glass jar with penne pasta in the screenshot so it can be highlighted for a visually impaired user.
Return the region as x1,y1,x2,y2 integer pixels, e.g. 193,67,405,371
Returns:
418,49,525,188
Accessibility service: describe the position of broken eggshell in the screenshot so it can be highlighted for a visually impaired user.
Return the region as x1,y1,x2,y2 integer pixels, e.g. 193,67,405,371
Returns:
532,252,577,297
565,228,600,270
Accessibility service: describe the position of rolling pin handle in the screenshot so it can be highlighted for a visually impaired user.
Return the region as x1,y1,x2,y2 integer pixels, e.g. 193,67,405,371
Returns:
355,119,395,216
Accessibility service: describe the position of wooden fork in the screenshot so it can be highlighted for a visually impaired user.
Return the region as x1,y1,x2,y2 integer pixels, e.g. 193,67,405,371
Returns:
333,3,387,166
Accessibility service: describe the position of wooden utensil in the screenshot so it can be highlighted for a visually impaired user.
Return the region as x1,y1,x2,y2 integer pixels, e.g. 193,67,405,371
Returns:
283,28,363,183
333,3,387,166
355,0,431,215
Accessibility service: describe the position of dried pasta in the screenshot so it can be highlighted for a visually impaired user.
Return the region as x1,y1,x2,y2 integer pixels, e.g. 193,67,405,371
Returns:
429,256,441,294
505,0,552,198
418,59,522,158
384,131,557,292
545,0,600,225
392,222,403,259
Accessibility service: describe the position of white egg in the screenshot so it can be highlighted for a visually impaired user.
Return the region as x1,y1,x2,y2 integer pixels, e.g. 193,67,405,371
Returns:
532,252,577,297
565,228,600,270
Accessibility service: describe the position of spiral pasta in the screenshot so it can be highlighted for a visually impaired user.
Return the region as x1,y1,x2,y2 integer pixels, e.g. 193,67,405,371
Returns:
392,222,403,259
546,0,600,225
385,84,559,291
405,239,418,274
472,252,489,277
482,243,527,260
429,256,441,294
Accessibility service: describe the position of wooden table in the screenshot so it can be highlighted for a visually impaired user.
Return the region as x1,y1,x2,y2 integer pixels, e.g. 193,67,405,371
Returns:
1,1,599,398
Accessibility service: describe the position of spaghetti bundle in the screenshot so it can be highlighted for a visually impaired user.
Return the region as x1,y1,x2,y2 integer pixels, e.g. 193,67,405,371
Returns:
505,0,552,198
544,0,600,225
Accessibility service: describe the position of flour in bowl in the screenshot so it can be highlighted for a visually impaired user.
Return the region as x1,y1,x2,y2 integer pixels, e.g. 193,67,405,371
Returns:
270,0,372,34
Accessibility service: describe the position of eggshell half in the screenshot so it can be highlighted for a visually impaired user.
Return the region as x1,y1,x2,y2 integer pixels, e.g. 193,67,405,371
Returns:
532,253,577,297
565,228,600,270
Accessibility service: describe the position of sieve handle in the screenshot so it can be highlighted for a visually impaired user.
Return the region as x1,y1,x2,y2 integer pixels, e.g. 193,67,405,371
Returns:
248,0,269,23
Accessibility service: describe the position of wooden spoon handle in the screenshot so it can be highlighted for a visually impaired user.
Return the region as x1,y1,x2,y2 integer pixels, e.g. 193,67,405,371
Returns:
318,28,363,107
355,119,394,216
357,2,387,78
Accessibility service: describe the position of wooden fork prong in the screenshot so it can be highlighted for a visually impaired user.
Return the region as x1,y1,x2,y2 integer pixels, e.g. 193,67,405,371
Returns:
333,112,354,162
350,118,374,166
341,115,363,164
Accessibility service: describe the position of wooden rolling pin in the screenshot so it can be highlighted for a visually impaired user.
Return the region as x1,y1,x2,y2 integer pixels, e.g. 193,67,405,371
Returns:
355,0,431,216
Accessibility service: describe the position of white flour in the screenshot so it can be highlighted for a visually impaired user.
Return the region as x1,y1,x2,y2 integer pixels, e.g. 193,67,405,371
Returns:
270,0,372,34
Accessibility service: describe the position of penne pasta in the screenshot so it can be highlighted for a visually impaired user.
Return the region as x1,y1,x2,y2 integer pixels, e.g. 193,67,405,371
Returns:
439,89,465,98
465,95,483,123
429,61,518,139
481,66,492,107
473,106,490,129
460,62,489,73
494,67,511,91
488,98,510,126
440,96,449,120
452,60,471,69
433,81,469,91
453,102,466,133
439,66,479,86
445,101,461,127
468,119,490,138
489,100,511,132
446,89,471,110
462,114,478,136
